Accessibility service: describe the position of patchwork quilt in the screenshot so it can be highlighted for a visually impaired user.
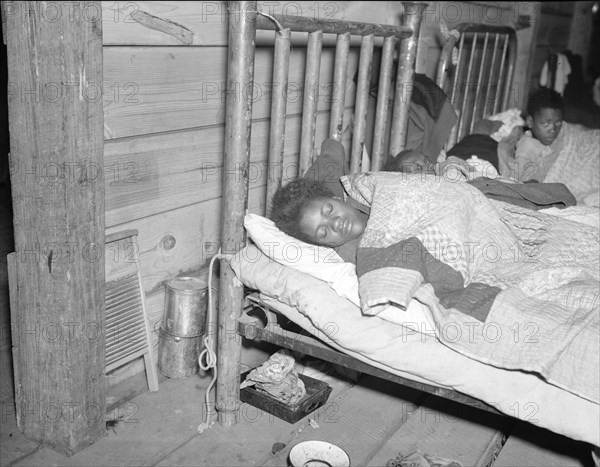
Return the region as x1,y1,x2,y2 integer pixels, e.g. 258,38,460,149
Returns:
543,122,600,206
513,122,600,206
342,172,600,404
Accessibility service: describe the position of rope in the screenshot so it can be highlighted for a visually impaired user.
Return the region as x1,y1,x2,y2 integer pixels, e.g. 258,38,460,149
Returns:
257,11,284,32
196,249,234,434
439,20,460,66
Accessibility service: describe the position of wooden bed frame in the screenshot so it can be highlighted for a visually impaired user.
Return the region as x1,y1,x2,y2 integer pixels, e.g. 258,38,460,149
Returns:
216,1,518,426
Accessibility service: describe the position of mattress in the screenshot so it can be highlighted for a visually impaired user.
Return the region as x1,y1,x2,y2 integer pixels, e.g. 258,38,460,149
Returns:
231,237,600,446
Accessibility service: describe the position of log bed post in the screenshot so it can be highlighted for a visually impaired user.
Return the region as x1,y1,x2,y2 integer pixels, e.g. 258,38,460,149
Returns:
217,0,257,426
389,2,425,157
4,1,106,455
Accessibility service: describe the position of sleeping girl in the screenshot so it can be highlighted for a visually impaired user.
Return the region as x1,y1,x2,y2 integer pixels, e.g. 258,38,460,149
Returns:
269,138,368,262
270,138,577,262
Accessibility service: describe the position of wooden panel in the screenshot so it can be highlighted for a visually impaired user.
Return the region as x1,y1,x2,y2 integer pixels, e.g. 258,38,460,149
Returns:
541,2,575,16
0,347,13,402
104,110,352,228
535,13,572,48
0,204,13,403
105,113,351,296
5,0,106,454
103,46,358,139
108,196,220,294
530,46,553,84
494,422,591,467
101,1,228,46
369,395,511,467
101,1,374,46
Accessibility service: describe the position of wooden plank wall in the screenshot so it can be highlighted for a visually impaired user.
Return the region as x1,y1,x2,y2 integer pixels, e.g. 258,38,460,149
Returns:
101,1,365,384
99,1,541,384
528,2,595,92
528,2,575,87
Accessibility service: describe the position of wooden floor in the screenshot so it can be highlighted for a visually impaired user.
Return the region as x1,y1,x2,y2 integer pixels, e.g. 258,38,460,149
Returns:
1,347,596,467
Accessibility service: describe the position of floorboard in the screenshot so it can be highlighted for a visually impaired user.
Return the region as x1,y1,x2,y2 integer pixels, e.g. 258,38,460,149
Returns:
1,364,596,467
260,375,425,467
369,394,512,467
493,422,595,467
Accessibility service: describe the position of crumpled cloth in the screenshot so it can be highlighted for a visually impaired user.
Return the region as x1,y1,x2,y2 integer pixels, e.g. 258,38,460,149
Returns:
240,350,306,405
386,449,463,467
540,53,571,95
487,108,525,142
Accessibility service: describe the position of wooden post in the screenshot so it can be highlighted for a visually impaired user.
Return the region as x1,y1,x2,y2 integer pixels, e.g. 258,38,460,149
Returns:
5,1,106,455
217,0,257,426
389,2,425,157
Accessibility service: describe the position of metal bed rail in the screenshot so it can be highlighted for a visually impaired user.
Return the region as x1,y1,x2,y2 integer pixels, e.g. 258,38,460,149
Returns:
436,23,517,148
240,294,504,416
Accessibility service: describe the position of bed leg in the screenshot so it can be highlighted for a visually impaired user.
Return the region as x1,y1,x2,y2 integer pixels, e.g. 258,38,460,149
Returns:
217,0,258,427
216,262,245,426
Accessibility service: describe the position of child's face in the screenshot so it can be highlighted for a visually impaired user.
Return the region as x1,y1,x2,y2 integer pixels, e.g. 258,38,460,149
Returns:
527,108,563,146
397,151,434,174
298,196,367,247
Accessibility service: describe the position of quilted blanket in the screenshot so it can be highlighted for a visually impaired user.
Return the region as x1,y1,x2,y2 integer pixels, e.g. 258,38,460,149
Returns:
341,172,600,404
513,122,600,205
543,122,600,206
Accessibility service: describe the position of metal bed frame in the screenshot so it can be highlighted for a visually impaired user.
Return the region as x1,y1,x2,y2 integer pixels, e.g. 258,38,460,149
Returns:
216,1,518,425
436,23,517,148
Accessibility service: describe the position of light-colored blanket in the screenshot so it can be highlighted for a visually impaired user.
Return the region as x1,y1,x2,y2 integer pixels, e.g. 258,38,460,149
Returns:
342,172,600,405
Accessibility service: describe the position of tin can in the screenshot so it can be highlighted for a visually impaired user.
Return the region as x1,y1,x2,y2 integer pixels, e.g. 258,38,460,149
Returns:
157,328,203,378
158,275,208,378
162,276,207,338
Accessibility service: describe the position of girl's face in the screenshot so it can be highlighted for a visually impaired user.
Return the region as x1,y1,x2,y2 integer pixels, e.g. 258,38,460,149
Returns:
298,196,367,247
527,108,563,146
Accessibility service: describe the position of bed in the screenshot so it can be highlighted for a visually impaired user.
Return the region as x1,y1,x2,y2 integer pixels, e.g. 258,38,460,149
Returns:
216,1,600,449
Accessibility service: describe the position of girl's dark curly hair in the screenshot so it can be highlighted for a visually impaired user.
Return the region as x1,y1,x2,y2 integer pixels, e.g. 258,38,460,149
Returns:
269,177,334,243
527,87,565,117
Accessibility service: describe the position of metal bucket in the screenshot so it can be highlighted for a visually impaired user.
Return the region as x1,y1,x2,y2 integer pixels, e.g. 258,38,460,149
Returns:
157,328,203,378
158,276,208,378
162,276,208,337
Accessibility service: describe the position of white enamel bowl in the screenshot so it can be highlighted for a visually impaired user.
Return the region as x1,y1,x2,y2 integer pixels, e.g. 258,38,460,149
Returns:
288,440,351,467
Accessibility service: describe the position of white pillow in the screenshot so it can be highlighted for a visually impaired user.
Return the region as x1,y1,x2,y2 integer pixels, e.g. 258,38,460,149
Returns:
244,213,360,305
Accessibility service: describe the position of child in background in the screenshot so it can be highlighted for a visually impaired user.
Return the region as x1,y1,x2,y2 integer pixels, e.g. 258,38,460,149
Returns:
508,88,565,183
384,149,436,175
385,149,500,181
525,88,564,146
